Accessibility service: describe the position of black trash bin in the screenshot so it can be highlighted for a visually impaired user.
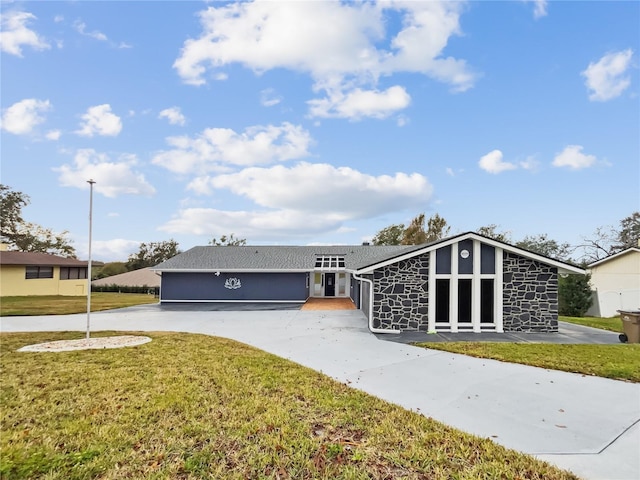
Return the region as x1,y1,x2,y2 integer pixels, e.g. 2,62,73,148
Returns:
617,310,640,343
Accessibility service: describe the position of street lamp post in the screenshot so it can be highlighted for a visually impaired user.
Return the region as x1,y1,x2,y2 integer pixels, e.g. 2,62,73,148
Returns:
86,179,96,340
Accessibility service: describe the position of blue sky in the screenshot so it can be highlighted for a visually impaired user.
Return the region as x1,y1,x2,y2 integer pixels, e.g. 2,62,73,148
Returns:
1,0,638,262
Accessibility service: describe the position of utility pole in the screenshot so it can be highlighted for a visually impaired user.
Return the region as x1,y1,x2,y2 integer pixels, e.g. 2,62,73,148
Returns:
86,179,96,339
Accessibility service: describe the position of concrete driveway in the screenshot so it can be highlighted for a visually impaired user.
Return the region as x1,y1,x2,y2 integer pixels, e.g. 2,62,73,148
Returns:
2,305,639,480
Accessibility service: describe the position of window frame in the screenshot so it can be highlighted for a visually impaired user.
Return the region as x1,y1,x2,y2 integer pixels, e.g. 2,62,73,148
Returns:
25,266,54,279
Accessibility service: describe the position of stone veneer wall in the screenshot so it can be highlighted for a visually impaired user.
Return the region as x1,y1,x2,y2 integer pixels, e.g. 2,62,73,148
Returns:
372,254,429,331
503,252,558,332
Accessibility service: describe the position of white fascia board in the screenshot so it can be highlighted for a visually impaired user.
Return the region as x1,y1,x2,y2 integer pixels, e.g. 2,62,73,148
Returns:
588,248,640,268
355,232,586,275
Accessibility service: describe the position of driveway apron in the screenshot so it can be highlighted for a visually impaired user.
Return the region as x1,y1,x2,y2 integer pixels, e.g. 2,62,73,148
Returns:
2,306,639,480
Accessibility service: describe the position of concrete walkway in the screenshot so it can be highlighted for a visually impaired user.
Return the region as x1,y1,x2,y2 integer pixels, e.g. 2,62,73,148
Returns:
2,306,639,480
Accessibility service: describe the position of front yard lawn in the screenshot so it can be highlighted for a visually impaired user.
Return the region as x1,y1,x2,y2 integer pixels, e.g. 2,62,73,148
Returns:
560,315,623,333
1,331,577,479
414,343,640,383
0,293,157,316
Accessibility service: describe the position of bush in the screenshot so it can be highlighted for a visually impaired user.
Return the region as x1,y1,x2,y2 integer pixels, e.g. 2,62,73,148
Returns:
559,273,593,316
91,284,158,296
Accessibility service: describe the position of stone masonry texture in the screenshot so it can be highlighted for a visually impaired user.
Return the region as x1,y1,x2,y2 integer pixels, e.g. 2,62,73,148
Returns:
368,247,559,332
372,254,429,331
502,252,558,332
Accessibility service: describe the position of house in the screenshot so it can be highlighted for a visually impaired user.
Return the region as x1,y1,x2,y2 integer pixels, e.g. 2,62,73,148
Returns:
153,232,585,333
92,267,160,294
0,247,99,297
586,246,640,317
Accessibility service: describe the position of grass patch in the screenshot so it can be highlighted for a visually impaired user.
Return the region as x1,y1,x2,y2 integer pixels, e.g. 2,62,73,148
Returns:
415,343,640,383
560,315,623,333
0,293,157,316
0,331,577,479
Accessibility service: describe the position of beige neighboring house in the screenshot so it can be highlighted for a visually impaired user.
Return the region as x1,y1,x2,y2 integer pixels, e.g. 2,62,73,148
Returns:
0,246,98,297
92,267,160,291
586,246,640,317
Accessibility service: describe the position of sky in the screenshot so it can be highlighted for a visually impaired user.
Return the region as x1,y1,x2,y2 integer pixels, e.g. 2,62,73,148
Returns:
1,0,638,262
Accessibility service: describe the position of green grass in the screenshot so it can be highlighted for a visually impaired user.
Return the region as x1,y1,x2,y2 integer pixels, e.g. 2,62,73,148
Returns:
415,343,640,382
0,331,577,479
560,315,623,333
0,293,158,316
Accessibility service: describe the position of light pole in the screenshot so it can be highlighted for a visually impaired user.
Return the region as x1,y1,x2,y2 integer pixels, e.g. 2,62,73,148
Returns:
86,179,96,340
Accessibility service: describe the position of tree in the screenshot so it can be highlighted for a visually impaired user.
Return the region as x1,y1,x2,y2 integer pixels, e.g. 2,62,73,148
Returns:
577,212,640,263
372,213,450,246
401,213,427,245
0,184,76,257
612,211,639,253
425,213,450,243
0,184,28,239
209,234,247,246
95,262,128,279
126,239,181,270
516,234,572,262
372,223,405,246
476,224,511,243
558,273,593,317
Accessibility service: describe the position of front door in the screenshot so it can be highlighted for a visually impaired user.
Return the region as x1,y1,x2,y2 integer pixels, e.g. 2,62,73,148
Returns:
325,273,336,297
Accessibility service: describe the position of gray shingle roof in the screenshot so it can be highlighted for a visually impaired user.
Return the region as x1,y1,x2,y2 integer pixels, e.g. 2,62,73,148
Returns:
152,245,416,271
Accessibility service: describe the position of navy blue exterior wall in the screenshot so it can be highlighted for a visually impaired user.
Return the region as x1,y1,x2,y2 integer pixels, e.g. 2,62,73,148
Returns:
161,272,309,302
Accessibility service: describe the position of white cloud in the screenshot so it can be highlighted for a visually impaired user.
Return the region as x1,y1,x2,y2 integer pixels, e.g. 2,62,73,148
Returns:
85,239,142,262
160,208,344,239
76,104,122,137
396,115,409,127
73,20,108,42
552,145,597,170
1,98,51,135
0,11,50,56
582,49,634,101
55,149,156,197
54,15,64,23
308,85,411,120
158,107,186,126
529,0,548,19
173,1,476,120
191,162,433,216
519,155,540,171
260,88,282,107
164,163,432,239
479,150,518,174
45,129,61,141
152,122,312,174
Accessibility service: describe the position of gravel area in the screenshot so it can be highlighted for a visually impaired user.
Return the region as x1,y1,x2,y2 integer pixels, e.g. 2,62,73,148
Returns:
17,335,152,352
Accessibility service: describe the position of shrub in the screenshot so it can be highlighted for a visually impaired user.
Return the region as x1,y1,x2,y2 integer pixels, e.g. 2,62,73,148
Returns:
91,284,158,296
559,273,593,316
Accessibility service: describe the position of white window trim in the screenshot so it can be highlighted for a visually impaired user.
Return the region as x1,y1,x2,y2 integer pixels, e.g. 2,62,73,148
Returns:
428,240,502,333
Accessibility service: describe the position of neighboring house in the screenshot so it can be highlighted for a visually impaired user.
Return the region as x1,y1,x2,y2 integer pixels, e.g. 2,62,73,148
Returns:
92,267,160,292
153,232,585,333
0,248,99,297
586,246,640,318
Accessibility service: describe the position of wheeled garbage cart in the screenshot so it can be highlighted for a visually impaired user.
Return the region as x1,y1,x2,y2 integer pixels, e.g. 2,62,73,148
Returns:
617,310,640,343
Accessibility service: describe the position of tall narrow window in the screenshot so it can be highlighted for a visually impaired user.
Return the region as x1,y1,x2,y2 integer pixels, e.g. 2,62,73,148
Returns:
458,279,472,323
481,279,494,323
338,273,347,295
435,279,450,322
